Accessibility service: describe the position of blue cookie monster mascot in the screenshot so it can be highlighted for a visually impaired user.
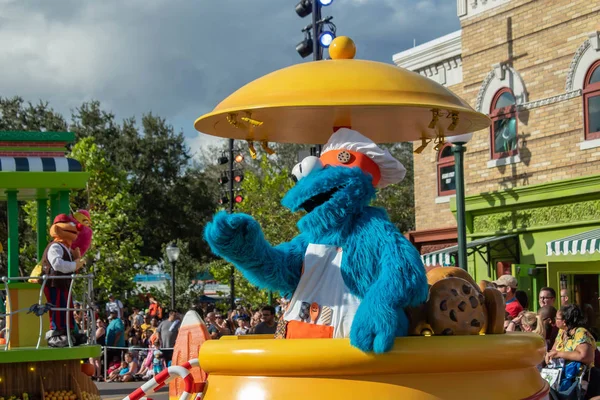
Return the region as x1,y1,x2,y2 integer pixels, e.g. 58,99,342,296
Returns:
204,128,428,353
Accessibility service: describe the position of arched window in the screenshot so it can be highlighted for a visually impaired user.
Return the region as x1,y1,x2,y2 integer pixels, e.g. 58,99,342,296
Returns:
437,144,455,196
490,88,518,159
584,60,600,141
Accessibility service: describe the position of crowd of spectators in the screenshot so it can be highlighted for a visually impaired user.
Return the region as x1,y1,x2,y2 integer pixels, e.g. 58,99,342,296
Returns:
80,294,285,382
200,303,280,339
80,294,180,382
491,275,600,398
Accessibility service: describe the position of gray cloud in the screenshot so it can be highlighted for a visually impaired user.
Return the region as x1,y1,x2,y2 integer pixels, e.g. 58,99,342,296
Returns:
0,0,459,154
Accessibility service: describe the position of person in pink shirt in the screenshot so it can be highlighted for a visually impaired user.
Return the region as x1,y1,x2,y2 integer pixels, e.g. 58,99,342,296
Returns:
493,275,523,319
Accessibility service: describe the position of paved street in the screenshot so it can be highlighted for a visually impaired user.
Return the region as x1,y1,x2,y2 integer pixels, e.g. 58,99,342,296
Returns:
96,381,168,400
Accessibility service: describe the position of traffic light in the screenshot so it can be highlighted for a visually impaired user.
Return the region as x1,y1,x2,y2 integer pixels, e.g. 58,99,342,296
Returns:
232,154,245,204
234,171,244,183
219,173,229,185
216,146,245,208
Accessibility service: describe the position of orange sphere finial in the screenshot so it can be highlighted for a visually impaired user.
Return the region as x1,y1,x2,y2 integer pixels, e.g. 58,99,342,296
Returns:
329,36,356,60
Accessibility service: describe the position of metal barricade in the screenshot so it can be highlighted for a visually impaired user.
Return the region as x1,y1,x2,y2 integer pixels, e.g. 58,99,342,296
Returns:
0,273,96,350
101,345,175,381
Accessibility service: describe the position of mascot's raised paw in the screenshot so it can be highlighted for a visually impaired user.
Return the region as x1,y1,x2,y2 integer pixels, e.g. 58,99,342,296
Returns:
350,303,399,354
204,211,262,257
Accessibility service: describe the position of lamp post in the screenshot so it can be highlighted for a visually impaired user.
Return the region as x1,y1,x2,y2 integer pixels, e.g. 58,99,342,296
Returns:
446,133,473,272
166,243,180,312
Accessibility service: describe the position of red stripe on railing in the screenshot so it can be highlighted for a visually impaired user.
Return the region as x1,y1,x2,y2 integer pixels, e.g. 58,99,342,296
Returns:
128,387,147,400
183,374,194,393
154,368,171,383
193,382,206,393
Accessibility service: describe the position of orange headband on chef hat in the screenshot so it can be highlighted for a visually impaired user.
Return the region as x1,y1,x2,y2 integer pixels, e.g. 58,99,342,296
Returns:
319,128,406,188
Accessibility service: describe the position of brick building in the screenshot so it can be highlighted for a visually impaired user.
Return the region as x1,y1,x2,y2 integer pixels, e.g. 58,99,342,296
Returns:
394,0,600,317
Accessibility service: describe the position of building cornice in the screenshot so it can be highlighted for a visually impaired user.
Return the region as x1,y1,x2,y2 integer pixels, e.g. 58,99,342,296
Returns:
518,90,581,111
407,227,458,243
392,30,462,72
449,174,600,215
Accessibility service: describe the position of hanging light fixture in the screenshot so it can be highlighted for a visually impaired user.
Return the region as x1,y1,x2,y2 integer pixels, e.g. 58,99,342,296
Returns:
296,32,313,58
295,0,312,18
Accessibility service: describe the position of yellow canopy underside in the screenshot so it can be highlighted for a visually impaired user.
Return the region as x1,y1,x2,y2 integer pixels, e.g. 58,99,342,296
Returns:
195,59,491,144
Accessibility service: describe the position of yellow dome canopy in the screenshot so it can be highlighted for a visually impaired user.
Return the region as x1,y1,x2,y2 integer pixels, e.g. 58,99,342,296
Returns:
194,37,490,144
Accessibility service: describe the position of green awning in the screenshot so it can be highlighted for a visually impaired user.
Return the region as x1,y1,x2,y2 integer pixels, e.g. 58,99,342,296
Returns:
546,228,600,256
421,234,516,267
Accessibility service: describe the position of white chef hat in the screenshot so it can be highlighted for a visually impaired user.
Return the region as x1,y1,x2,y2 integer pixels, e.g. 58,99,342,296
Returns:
320,128,406,188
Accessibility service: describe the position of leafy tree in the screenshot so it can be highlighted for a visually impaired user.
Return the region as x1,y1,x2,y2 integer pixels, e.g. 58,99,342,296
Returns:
159,240,208,312
70,101,123,163
68,137,145,299
372,142,416,233
71,102,215,261
208,258,271,308
197,141,311,187
0,96,68,132
235,156,300,244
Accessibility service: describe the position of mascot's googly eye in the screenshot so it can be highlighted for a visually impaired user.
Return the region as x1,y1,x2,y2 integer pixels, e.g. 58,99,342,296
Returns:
291,156,323,183
337,150,352,164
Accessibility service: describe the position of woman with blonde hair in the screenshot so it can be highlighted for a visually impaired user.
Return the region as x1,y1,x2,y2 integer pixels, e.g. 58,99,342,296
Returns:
506,311,545,337
520,311,545,338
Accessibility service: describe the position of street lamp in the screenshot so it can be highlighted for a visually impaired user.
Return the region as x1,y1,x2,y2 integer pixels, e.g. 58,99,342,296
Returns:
166,243,180,312
445,133,473,272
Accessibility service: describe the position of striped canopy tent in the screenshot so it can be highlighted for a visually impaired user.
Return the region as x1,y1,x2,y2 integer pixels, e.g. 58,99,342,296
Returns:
421,251,455,267
0,132,88,201
0,156,82,173
546,228,600,256
1,131,90,278
421,234,517,268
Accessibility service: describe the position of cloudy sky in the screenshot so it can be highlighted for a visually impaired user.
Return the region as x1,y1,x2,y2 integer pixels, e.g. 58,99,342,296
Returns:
0,0,459,157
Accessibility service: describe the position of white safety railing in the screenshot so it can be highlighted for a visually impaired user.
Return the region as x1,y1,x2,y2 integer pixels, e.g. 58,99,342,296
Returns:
122,358,203,400
0,273,96,350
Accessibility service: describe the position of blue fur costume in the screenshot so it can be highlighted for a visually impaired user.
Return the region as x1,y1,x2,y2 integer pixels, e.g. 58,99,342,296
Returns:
204,163,428,354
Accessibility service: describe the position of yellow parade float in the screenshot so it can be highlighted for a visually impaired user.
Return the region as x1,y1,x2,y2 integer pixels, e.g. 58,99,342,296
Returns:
177,36,550,400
